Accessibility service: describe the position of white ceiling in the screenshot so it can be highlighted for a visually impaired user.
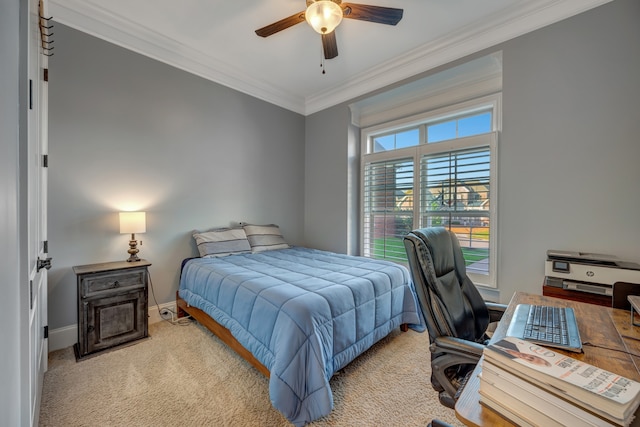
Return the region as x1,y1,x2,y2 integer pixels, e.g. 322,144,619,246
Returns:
49,0,611,115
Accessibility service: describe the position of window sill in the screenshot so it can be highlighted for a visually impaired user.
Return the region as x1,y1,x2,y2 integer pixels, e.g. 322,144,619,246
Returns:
476,285,500,303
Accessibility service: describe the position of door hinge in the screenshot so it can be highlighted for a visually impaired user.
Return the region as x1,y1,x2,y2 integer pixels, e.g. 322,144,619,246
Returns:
44,68,49,82
43,154,48,168
29,79,33,110
44,326,49,339
37,257,52,272
43,240,48,253
30,280,33,310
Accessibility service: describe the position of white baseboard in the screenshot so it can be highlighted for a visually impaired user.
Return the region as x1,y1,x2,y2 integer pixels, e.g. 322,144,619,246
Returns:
49,324,77,352
147,301,178,325
48,301,178,353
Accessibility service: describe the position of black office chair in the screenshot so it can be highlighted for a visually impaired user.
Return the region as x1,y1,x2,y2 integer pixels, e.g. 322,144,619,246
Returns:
404,227,506,408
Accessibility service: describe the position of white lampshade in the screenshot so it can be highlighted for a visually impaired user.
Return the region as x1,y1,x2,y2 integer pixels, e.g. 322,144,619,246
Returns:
119,212,146,234
305,1,343,34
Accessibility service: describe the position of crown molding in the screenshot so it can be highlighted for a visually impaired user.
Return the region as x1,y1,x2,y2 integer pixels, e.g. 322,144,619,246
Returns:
49,0,306,114
50,0,612,116
304,0,613,115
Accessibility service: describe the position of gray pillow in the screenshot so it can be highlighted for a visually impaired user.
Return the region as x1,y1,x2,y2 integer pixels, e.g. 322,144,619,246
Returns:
193,228,251,258
242,224,290,253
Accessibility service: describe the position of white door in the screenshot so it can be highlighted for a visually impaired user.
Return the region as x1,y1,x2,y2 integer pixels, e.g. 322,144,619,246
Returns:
24,0,50,425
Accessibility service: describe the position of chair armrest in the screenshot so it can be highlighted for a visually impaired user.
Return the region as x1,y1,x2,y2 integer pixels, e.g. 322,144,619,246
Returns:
486,301,507,323
433,336,485,359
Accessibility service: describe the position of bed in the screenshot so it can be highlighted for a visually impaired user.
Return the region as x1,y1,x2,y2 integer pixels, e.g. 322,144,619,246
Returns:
177,238,424,426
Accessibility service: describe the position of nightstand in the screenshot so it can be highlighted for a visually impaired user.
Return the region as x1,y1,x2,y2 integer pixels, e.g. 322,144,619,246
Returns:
73,260,151,360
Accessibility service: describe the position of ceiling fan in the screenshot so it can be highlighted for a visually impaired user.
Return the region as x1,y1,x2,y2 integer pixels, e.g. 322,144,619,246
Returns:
255,0,403,60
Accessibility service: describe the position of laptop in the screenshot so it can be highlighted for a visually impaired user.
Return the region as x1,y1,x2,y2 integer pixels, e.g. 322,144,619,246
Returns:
506,303,583,353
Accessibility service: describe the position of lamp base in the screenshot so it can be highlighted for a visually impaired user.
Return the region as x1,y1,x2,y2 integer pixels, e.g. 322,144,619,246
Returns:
127,239,141,262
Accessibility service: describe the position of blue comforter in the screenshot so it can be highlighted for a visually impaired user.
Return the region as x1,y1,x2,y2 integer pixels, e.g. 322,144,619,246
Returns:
179,247,424,426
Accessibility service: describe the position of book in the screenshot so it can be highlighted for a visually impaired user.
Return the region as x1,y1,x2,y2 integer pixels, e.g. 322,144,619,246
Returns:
483,336,640,425
479,391,538,427
482,362,618,426
479,378,563,427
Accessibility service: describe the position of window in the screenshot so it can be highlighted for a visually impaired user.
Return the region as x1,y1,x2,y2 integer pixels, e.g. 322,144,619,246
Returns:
427,111,492,143
362,158,414,263
361,95,499,287
373,128,420,152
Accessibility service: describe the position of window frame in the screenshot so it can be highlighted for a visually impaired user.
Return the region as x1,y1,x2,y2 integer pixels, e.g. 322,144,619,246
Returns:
360,94,500,288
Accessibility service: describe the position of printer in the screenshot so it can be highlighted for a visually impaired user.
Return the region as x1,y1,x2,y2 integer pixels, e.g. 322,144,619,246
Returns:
545,250,640,296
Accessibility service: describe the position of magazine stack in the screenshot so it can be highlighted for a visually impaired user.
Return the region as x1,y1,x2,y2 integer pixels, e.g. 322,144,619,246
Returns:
480,336,640,427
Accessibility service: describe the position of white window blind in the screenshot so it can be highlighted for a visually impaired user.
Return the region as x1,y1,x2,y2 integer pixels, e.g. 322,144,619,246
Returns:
362,157,414,263
421,147,491,277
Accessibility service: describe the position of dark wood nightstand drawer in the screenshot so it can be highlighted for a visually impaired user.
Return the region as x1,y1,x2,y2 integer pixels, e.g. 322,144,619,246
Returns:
82,269,146,297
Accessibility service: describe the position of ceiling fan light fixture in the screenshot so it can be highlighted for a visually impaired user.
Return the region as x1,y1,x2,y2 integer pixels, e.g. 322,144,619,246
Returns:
305,1,343,34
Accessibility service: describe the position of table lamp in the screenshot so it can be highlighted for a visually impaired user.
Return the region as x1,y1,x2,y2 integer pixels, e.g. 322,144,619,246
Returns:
119,211,146,262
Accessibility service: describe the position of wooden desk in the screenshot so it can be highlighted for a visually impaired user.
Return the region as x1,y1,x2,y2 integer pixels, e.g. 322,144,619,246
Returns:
455,292,640,427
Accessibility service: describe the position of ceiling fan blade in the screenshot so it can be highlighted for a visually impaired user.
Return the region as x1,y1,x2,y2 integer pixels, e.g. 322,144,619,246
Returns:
342,3,403,26
322,31,338,60
255,11,306,37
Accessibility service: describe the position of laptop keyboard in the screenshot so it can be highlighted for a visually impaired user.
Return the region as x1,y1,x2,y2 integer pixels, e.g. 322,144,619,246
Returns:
523,305,570,346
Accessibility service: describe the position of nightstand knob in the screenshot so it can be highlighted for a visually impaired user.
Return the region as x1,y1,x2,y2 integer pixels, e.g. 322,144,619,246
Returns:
112,280,120,288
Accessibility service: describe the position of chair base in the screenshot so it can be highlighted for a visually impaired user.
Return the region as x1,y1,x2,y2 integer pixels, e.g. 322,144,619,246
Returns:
438,391,456,409
435,368,474,409
428,419,454,427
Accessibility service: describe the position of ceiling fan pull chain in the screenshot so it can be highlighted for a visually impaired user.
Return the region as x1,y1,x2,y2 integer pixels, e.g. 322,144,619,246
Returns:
320,44,326,74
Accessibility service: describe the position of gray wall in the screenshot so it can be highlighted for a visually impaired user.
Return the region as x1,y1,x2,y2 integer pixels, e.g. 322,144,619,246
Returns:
1,0,24,424
305,0,640,303
304,104,356,254
49,0,640,334
48,24,306,330
497,0,640,302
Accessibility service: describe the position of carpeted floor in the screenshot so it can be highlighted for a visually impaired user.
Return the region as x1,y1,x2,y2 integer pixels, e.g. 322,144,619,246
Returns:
39,320,464,427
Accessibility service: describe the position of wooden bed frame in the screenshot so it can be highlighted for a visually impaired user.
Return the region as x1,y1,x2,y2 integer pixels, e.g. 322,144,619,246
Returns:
176,292,270,377
176,292,409,379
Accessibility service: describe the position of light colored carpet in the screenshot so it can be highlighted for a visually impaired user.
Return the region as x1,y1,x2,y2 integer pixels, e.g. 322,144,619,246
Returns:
39,320,464,427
